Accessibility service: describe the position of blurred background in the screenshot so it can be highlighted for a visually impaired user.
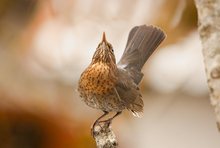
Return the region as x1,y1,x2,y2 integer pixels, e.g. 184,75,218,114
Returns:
0,0,220,147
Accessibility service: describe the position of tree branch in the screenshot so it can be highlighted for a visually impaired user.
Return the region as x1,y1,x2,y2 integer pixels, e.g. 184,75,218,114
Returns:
194,0,220,131
93,122,118,148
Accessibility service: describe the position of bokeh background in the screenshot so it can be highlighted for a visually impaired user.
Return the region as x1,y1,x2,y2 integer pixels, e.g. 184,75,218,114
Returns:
0,0,220,148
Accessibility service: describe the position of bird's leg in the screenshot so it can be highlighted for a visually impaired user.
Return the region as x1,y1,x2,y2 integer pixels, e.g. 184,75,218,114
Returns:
91,111,109,137
99,111,122,127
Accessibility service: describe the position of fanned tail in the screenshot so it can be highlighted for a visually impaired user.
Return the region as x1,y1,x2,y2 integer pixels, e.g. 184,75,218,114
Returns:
117,25,166,84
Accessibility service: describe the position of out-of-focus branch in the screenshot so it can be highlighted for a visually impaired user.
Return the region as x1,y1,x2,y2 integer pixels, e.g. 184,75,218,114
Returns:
93,122,118,148
194,0,220,131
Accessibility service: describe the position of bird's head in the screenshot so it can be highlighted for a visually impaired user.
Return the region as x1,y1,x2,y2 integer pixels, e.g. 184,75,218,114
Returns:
92,32,116,65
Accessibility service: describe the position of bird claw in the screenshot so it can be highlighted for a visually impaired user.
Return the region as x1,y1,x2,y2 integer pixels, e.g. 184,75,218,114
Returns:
91,127,98,138
91,111,121,138
91,121,103,138
91,120,112,138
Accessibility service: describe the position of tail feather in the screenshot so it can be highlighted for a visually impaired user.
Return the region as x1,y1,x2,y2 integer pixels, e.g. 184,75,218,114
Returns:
125,26,139,48
117,25,166,84
131,110,143,118
128,95,144,118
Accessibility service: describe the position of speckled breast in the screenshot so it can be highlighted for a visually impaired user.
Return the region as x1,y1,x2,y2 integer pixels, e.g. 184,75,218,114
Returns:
78,62,122,111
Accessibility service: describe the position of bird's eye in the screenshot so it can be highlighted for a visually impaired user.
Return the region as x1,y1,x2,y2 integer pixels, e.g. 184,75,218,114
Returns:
107,44,114,52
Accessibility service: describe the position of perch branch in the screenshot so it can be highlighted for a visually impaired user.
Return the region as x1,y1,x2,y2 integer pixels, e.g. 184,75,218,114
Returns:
93,122,118,148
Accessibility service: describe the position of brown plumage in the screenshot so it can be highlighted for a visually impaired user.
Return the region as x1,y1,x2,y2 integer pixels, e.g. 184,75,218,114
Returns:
78,25,166,135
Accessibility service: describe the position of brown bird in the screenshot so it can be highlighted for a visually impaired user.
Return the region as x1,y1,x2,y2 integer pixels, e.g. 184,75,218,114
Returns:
78,25,166,135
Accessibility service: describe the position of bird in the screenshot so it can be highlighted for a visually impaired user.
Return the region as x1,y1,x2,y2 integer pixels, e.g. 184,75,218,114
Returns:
78,25,166,136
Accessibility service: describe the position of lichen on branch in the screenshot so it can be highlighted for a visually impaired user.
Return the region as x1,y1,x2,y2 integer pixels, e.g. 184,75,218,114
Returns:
93,122,118,148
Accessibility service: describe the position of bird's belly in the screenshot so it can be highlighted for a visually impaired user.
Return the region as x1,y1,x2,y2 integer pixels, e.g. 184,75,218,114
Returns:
80,91,125,112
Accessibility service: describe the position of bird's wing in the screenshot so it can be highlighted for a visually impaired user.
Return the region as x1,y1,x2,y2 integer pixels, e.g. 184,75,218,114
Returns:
115,69,144,117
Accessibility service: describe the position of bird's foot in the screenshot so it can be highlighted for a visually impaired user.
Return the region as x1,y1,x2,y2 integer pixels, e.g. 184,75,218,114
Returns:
91,120,112,138
91,122,101,138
